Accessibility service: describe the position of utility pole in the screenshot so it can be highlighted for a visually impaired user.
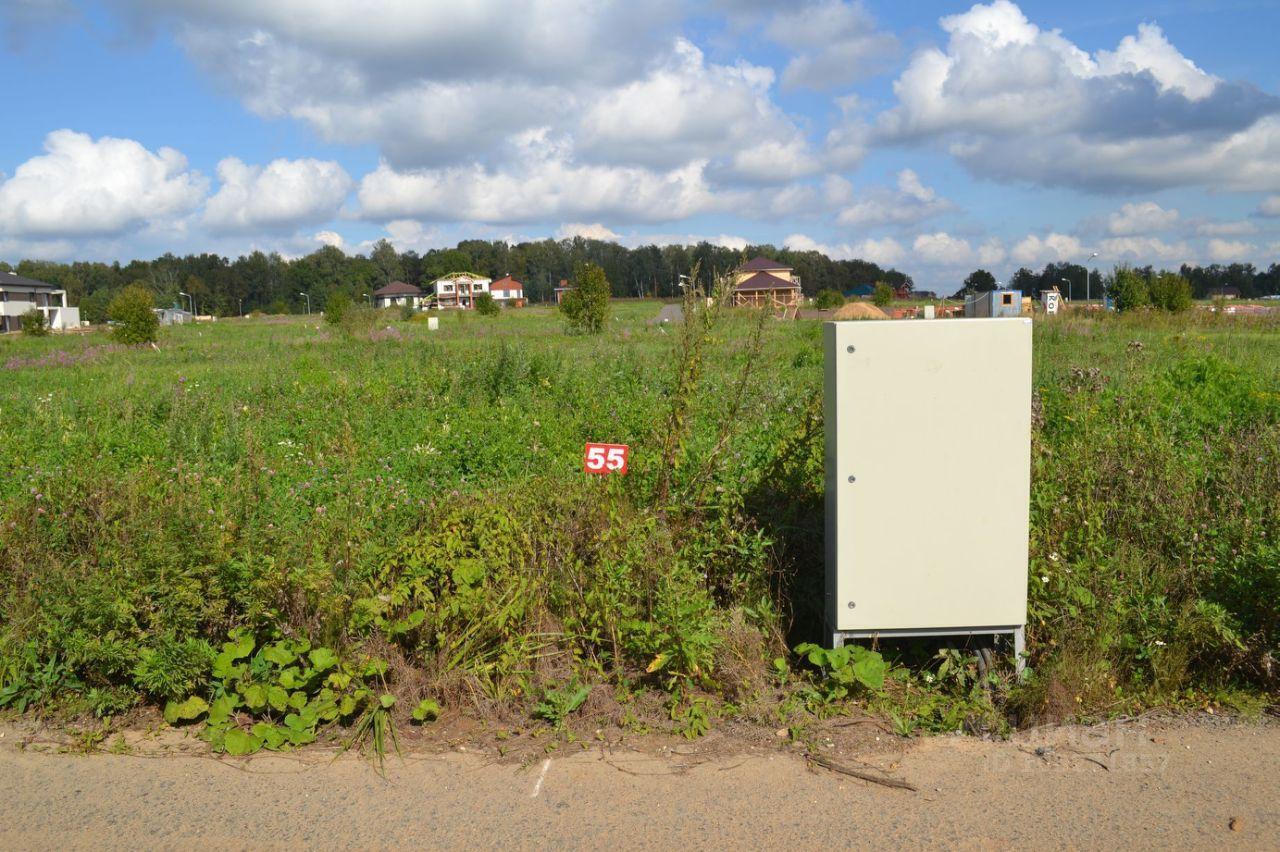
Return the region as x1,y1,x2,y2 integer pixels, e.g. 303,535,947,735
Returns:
298,292,311,314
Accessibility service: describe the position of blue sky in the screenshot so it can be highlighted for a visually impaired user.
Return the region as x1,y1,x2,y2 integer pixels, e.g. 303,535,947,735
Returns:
1,0,1278,291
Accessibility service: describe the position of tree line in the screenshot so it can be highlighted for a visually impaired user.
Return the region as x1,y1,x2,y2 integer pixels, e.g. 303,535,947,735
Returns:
958,261,1280,301
0,237,914,322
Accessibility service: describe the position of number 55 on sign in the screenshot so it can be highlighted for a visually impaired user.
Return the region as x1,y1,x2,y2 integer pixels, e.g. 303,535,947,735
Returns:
583,442,629,475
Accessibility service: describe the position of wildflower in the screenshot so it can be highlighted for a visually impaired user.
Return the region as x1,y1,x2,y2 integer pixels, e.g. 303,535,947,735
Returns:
1154,640,1167,647
1040,575,1049,584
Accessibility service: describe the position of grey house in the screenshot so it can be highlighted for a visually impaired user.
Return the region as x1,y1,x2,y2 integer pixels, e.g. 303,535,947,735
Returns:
0,271,81,332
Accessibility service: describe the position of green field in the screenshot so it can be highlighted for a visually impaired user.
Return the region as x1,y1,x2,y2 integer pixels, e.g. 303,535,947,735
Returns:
1,303,1277,748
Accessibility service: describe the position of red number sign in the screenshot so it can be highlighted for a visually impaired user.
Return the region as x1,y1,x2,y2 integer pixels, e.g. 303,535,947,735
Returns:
583,442,629,475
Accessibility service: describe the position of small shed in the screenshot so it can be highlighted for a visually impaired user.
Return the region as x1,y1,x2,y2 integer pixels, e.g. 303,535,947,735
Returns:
554,279,574,304
154,306,193,326
965,289,1022,318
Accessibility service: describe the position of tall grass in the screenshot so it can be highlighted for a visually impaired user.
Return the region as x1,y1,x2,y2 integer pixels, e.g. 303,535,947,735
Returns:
0,305,1276,730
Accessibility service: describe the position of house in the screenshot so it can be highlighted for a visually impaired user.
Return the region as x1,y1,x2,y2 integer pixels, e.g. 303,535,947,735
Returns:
373,281,424,309
0,271,80,332
731,256,802,309
965,289,1023,318
432,273,491,309
554,279,573,304
1208,286,1241,300
489,275,525,307
845,283,876,299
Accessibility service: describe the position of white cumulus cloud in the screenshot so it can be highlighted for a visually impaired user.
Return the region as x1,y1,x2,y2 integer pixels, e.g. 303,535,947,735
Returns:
0,129,206,238
767,0,897,90
204,157,351,233
875,1,1280,192
557,223,622,242
1206,238,1256,262
1011,232,1085,266
835,169,953,228
1108,202,1179,236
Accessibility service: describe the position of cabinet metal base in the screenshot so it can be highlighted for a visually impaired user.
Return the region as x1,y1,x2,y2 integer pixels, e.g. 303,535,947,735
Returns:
832,625,1026,677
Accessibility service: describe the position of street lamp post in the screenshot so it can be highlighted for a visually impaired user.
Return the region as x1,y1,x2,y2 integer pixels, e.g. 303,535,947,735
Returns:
299,292,311,315
178,290,193,314
1061,278,1071,301
1085,252,1099,303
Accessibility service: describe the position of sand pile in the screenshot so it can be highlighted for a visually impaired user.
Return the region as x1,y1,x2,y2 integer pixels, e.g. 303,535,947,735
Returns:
833,301,889,320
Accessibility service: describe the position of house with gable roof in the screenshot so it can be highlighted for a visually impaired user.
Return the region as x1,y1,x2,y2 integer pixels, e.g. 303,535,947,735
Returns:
731,256,802,310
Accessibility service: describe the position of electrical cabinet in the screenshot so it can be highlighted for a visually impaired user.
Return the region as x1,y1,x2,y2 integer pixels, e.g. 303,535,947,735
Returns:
824,319,1032,647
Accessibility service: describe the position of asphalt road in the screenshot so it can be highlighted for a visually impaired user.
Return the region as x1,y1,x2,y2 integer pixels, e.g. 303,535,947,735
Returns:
0,718,1275,850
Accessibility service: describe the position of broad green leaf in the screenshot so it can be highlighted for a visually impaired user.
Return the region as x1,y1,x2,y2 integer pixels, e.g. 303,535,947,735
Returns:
288,690,308,711
284,727,316,746
241,683,267,711
207,695,238,725
266,685,289,712
225,631,255,661
308,647,339,672
849,648,887,691
282,712,307,732
262,643,295,667
252,723,287,751
338,695,358,717
163,696,209,725
326,671,351,690
223,728,261,756
379,693,396,709
212,651,243,680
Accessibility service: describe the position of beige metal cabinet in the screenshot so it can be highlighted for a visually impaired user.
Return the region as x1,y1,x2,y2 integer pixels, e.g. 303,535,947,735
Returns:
824,319,1032,659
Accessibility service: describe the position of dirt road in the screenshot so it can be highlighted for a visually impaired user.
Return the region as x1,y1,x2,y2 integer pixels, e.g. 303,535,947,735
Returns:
0,717,1275,850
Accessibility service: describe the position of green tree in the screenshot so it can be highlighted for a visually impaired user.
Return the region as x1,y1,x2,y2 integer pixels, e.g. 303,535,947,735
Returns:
960,269,996,296
474,292,499,316
324,291,351,325
369,238,404,285
1148,271,1192,312
813,288,845,310
1107,265,1150,312
872,282,894,308
560,262,611,333
108,284,160,344
20,308,49,336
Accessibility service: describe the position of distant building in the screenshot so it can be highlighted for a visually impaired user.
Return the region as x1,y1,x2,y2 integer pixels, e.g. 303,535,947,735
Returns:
0,270,80,332
965,289,1023,318
154,305,194,325
373,281,424,309
489,275,525,307
845,284,876,299
554,279,573,304
1208,286,1241,300
432,273,491,309
731,256,802,309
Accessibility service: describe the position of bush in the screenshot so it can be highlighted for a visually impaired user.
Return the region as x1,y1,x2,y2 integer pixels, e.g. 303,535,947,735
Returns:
560,262,611,333
20,308,49,336
872,282,894,308
107,284,159,343
1108,265,1149,312
324,291,351,326
1149,272,1192,313
474,292,499,316
813,289,844,310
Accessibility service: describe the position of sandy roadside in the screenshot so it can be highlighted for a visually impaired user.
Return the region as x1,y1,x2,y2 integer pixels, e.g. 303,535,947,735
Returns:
0,716,1275,850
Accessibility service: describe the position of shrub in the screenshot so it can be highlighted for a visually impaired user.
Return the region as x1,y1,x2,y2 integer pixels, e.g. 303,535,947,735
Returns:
324,291,351,326
1149,272,1192,312
474,292,499,316
1107,265,1150,312
813,289,844,310
20,308,49,336
872,282,894,308
560,262,610,333
107,285,159,343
